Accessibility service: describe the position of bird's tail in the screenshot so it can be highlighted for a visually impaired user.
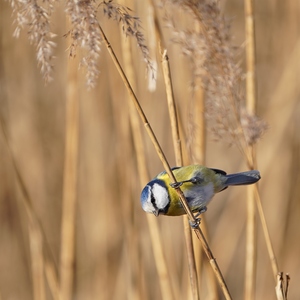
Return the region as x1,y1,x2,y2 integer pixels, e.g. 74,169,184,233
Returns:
225,170,261,186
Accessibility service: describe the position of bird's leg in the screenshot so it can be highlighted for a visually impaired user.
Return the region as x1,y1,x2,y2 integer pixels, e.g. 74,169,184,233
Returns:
194,206,207,218
170,177,202,188
169,181,184,188
189,206,207,228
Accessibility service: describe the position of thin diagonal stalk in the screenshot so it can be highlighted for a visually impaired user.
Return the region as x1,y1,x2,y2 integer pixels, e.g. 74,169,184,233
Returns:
98,23,232,300
151,4,220,297
118,14,142,300
253,185,279,279
118,8,174,298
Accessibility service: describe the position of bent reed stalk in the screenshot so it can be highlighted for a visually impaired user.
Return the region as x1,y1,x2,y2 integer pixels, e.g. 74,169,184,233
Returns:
98,23,232,300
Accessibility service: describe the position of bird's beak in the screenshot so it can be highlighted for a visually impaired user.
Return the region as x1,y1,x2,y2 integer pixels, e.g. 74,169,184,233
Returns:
153,209,159,217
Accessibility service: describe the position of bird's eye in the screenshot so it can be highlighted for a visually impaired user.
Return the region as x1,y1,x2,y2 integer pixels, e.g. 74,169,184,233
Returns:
151,193,155,204
190,176,203,184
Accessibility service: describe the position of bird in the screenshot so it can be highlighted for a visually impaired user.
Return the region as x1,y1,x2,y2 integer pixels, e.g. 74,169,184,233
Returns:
140,165,261,218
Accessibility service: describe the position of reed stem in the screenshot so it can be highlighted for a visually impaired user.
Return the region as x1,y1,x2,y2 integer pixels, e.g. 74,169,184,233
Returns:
0,110,60,300
161,49,199,300
59,21,79,300
98,23,232,300
244,0,258,298
117,3,175,297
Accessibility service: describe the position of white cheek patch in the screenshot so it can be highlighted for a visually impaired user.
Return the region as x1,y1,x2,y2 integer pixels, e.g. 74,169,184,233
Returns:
143,202,155,213
152,183,169,209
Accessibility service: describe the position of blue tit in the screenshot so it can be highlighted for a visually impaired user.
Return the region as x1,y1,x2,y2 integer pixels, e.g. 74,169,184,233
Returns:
140,165,260,217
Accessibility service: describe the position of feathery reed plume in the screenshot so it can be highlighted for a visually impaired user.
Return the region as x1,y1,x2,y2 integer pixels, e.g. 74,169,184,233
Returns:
164,0,267,159
162,1,277,299
8,0,56,82
65,0,101,88
8,0,153,87
65,0,154,87
101,1,154,75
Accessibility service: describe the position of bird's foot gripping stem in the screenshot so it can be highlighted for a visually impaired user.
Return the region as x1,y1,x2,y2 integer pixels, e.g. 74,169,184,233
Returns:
169,181,184,188
189,207,207,229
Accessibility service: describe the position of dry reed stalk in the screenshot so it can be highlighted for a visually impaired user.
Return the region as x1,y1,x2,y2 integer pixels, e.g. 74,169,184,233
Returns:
142,1,196,233
29,221,46,300
187,17,206,166
117,2,174,298
188,20,219,299
245,175,257,300
165,1,275,297
146,215,175,300
98,22,232,300
257,41,300,285
254,185,279,278
275,273,290,300
116,9,147,299
128,82,175,298
199,224,219,300
44,259,61,300
127,61,174,300
159,6,219,298
59,21,79,300
161,49,199,300
112,107,140,300
183,218,199,300
161,51,183,165
244,1,258,298
0,116,61,300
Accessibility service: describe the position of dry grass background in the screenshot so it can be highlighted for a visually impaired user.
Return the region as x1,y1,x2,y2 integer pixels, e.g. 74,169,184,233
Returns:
0,0,299,299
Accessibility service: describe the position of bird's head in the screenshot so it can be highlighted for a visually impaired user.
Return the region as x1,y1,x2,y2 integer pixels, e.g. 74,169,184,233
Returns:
140,179,170,216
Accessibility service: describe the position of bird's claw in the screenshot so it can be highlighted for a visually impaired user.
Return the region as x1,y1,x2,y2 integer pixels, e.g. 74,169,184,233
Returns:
189,218,201,229
170,182,183,188
189,207,207,229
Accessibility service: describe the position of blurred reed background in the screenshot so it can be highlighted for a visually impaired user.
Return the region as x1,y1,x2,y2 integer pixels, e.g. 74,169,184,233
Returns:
0,0,299,299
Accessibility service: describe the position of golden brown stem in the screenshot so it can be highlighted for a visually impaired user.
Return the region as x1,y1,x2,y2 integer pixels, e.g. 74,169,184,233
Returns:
98,23,232,300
